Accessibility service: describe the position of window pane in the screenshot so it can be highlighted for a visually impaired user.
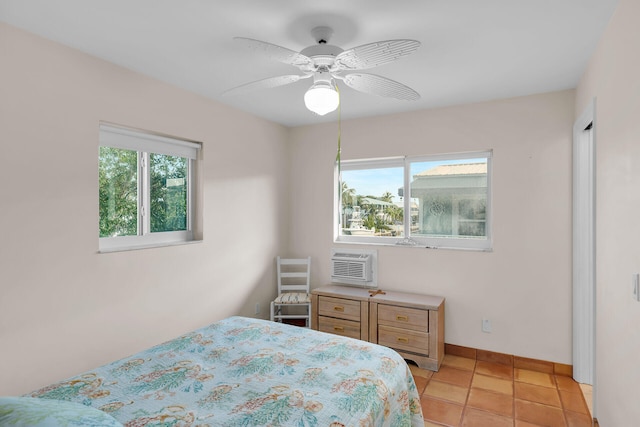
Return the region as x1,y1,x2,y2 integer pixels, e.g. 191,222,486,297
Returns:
409,158,487,239
340,167,404,238
150,153,188,233
99,147,138,238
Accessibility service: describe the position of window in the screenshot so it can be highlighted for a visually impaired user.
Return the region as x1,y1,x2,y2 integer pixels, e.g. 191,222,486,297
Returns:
99,124,200,252
336,151,492,250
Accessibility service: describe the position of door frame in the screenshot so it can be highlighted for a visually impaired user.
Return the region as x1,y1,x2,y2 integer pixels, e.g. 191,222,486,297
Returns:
572,99,596,400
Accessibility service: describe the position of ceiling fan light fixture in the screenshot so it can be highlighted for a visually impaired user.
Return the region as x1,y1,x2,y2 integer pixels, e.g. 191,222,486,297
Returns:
304,80,339,116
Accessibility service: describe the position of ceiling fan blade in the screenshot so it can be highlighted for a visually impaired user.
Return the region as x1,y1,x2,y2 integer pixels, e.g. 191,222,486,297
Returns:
233,37,314,69
341,73,420,101
335,39,421,70
222,74,309,96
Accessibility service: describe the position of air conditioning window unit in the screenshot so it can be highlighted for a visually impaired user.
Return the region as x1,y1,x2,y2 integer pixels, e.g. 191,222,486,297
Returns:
330,248,377,288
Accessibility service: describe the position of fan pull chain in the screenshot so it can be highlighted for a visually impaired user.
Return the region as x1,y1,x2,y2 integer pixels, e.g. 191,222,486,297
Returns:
336,85,342,226
335,84,342,174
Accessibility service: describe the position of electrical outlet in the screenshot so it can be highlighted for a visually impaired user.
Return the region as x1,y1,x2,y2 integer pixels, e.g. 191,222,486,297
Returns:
482,318,492,333
633,274,640,302
255,303,260,315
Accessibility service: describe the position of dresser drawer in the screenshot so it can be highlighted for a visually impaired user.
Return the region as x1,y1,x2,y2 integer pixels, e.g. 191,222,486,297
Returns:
318,296,361,321
378,325,429,355
318,316,361,340
378,304,429,332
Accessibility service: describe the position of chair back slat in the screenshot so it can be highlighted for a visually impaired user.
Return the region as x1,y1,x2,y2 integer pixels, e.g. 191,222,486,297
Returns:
276,256,311,295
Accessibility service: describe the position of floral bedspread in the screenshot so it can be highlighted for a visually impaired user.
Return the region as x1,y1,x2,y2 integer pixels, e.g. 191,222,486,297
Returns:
28,316,424,426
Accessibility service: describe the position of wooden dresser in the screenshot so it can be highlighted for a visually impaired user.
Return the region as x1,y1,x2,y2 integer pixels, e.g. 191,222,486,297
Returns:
311,285,445,371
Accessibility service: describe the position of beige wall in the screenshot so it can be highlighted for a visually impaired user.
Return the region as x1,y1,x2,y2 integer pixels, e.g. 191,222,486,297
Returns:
0,23,290,395
575,0,640,423
289,90,575,364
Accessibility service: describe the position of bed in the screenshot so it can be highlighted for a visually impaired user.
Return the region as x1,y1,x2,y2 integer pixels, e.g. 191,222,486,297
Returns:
18,316,424,426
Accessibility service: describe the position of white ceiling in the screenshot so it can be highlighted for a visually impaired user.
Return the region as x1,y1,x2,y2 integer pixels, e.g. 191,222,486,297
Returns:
0,0,619,127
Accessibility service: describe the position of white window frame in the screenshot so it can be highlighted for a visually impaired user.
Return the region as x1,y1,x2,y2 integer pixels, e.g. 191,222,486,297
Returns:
335,151,492,251
99,123,201,252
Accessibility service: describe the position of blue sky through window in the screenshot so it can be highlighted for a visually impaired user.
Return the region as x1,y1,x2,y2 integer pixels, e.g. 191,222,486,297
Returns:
343,168,403,201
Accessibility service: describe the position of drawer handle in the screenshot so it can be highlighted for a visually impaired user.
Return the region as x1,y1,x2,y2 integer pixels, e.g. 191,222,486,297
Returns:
397,337,409,343
333,326,345,332
333,306,345,312
396,315,409,322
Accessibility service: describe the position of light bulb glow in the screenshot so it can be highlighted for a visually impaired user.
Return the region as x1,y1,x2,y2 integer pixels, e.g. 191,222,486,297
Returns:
304,81,339,115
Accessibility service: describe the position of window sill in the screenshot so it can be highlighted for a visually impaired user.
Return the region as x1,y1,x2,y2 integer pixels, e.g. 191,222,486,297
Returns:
98,239,202,254
333,239,493,252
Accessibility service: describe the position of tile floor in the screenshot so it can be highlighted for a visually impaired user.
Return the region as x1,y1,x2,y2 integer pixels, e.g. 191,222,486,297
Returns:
411,354,594,427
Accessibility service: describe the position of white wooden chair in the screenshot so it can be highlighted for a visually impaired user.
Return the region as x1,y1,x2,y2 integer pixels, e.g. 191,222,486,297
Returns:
270,256,311,327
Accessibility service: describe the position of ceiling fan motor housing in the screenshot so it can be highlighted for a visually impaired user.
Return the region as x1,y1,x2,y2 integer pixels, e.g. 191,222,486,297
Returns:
300,44,344,67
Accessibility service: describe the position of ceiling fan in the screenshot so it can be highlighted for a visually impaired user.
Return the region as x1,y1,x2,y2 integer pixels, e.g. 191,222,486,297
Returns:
223,26,421,116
